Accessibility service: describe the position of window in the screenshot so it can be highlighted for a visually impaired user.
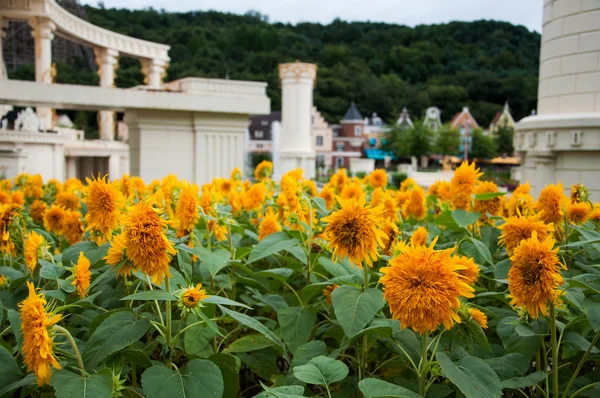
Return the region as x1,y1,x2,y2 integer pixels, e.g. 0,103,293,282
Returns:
255,130,264,139
316,136,323,146
316,155,325,168
261,120,269,126
336,158,344,168
354,126,362,136
336,142,345,152
460,127,466,136
256,144,263,149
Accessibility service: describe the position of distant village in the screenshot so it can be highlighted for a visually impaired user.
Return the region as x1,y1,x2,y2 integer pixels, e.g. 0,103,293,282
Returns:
247,103,516,171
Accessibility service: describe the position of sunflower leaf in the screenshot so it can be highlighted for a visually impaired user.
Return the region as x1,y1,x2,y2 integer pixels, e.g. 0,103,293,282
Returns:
331,285,384,338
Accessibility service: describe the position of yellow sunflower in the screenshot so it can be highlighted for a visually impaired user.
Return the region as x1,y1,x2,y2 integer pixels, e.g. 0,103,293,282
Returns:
0,203,20,255
498,215,554,254
567,202,591,225
468,308,488,329
258,210,282,240
403,185,427,220
382,191,398,222
507,192,535,217
341,182,364,201
410,226,428,247
62,210,84,245
103,232,134,277
181,284,209,308
400,178,416,192
323,284,339,304
450,161,482,210
379,241,474,333
507,232,564,318
450,255,480,284
10,191,24,206
254,160,273,181
321,196,386,267
243,183,266,212
175,183,200,237
369,169,388,188
24,231,46,274
589,204,600,225
54,191,80,211
319,185,336,210
43,205,66,235
19,282,62,386
536,183,567,224
30,200,47,224
71,252,91,298
473,181,503,221
84,176,125,244
381,220,399,256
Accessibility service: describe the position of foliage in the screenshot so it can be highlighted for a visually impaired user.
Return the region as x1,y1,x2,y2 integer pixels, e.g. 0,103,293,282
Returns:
494,125,515,156
8,8,540,125
249,153,272,169
386,121,434,159
435,126,462,156
1,165,599,398
469,128,497,160
390,172,407,188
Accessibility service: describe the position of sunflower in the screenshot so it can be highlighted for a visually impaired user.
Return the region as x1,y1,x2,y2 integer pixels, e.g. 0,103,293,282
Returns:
536,183,567,224
341,182,364,201
71,252,91,298
0,191,9,204
243,183,266,212
175,183,199,237
382,191,398,222
104,232,134,277
29,200,47,224
181,284,209,309
507,232,564,318
84,176,125,244
498,215,554,254
589,204,600,225
450,255,480,284
403,185,427,220
369,187,384,207
209,219,228,242
54,191,80,211
302,180,317,197
321,196,386,267
24,231,46,273
323,284,339,304
450,161,482,210
400,178,416,192
331,169,348,193
19,282,62,386
254,160,273,181
130,176,147,198
123,201,176,284
410,226,428,247
319,185,335,210
228,191,243,214
473,181,503,221
62,211,84,245
428,180,451,201
369,169,388,188
258,210,282,240
379,241,474,333
507,192,535,217
514,182,531,195
230,167,242,180
281,174,301,209
382,220,399,255
10,191,24,206
0,203,20,255
570,182,589,204
567,202,591,225
468,308,488,329
43,205,66,235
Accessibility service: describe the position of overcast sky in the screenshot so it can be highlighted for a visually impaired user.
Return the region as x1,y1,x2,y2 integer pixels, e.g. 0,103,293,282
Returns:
81,0,543,33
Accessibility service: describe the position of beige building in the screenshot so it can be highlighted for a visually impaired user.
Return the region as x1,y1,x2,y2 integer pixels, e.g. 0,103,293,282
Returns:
311,107,333,169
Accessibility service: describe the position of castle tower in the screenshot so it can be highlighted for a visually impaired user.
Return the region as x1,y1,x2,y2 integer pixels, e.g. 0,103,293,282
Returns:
515,1,600,200
278,61,318,179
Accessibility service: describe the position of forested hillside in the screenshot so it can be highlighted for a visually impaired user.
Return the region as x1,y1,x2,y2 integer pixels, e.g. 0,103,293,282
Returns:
13,5,542,125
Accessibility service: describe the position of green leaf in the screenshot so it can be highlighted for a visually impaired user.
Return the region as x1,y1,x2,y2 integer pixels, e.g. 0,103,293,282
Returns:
293,355,349,386
202,295,252,309
278,306,317,352
436,352,502,398
184,315,217,356
331,286,384,338
312,197,328,213
452,209,481,228
209,353,241,398
434,210,460,229
318,257,362,279
176,248,193,279
121,291,177,301
62,241,98,266
292,340,329,366
358,378,421,398
484,353,530,379
195,247,232,276
82,311,150,370
583,297,600,332
255,268,294,282
467,237,493,266
50,369,113,398
501,372,547,389
7,309,22,351
497,317,541,361
0,344,21,390
474,192,506,200
464,318,492,351
0,373,37,396
142,359,223,398
219,306,285,350
39,260,66,280
224,334,274,353
118,349,153,369
254,383,305,398
248,232,299,263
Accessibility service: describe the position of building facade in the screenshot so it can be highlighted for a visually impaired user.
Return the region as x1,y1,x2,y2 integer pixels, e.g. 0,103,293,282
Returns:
488,102,515,135
331,103,364,169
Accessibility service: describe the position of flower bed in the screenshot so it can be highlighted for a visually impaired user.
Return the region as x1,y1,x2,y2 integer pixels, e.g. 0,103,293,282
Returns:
0,161,599,398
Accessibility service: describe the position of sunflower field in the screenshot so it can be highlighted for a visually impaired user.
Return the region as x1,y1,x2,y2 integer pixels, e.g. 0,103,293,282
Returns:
0,161,599,398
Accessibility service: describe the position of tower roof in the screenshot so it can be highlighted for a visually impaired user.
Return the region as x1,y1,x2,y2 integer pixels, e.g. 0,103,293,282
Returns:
342,102,363,121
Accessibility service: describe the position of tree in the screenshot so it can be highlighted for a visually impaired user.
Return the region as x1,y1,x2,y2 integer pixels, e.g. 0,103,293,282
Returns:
386,121,433,159
469,128,497,160
494,125,515,156
435,126,461,155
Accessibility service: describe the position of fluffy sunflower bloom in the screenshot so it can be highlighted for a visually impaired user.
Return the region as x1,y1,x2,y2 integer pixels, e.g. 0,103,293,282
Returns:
498,215,554,254
104,232,134,277
0,191,9,204
507,192,535,217
589,204,600,226
450,255,480,284
321,196,386,267
369,169,388,188
175,183,200,237
10,191,24,206
319,185,335,210
382,191,398,222
62,211,84,245
403,185,427,220
570,182,589,204
0,203,20,255
450,161,482,210
181,284,209,308
254,160,273,181
507,232,565,318
379,241,474,333
370,187,384,207
243,183,266,212
341,182,364,201
71,251,91,298
468,308,488,329
473,181,503,221
19,282,62,386
24,231,46,274
323,284,339,304
84,176,125,243
43,205,66,235
428,180,452,202
400,178,416,192
230,167,243,180
123,202,176,284
567,202,591,225
331,169,348,193
410,226,428,247
30,200,47,224
536,183,567,224
258,210,282,240
54,191,80,211
302,180,317,197
382,220,399,256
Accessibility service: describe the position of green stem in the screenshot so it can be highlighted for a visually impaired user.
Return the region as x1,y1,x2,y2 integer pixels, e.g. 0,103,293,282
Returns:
165,275,173,365
562,331,600,398
54,325,85,376
550,303,559,398
146,276,165,326
171,313,188,351
569,382,600,398
282,280,304,307
419,334,429,396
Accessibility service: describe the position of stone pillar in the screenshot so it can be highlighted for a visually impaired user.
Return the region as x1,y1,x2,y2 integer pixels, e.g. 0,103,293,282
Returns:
515,1,600,200
95,48,119,140
108,154,120,180
278,61,317,179
30,17,56,130
66,157,77,179
141,58,167,89
0,17,8,80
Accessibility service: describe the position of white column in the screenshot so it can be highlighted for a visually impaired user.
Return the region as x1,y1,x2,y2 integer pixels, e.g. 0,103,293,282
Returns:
141,58,167,89
0,17,8,80
30,17,56,130
66,157,77,179
95,48,119,140
278,61,317,179
108,154,120,180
